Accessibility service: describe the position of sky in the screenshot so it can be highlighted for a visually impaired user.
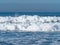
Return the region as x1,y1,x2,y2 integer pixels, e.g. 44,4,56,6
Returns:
0,0,60,12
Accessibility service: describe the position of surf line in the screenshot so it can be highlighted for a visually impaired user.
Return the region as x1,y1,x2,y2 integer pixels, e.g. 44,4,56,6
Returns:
0,15,60,32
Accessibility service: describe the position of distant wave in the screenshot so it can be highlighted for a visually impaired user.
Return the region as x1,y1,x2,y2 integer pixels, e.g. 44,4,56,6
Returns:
0,15,60,32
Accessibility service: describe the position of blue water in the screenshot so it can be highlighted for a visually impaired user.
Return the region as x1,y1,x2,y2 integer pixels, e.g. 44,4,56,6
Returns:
0,12,60,16
0,12,60,45
0,31,60,45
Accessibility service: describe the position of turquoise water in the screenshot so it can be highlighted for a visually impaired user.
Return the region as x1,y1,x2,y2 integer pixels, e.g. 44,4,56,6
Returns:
0,31,60,45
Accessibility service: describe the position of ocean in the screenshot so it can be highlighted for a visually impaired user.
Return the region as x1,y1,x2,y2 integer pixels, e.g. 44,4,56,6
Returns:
0,12,60,16
0,31,60,45
0,12,60,45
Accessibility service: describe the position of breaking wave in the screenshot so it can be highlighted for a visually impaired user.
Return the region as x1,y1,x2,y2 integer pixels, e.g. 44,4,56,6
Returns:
0,15,60,32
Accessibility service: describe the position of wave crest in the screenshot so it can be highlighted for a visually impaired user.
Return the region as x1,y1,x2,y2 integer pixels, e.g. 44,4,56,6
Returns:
0,15,60,32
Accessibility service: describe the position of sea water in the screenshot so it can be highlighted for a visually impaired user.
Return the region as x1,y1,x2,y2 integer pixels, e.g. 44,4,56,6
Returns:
0,12,60,45
0,12,60,16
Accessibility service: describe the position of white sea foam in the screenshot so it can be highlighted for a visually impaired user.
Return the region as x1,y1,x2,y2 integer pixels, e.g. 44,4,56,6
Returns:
0,15,60,32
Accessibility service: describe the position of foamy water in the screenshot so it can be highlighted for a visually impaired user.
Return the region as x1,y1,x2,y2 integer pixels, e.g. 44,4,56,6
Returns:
0,15,60,32
0,15,60,45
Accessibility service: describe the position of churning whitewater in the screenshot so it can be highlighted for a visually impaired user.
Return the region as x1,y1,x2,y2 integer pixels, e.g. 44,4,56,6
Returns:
0,15,60,32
